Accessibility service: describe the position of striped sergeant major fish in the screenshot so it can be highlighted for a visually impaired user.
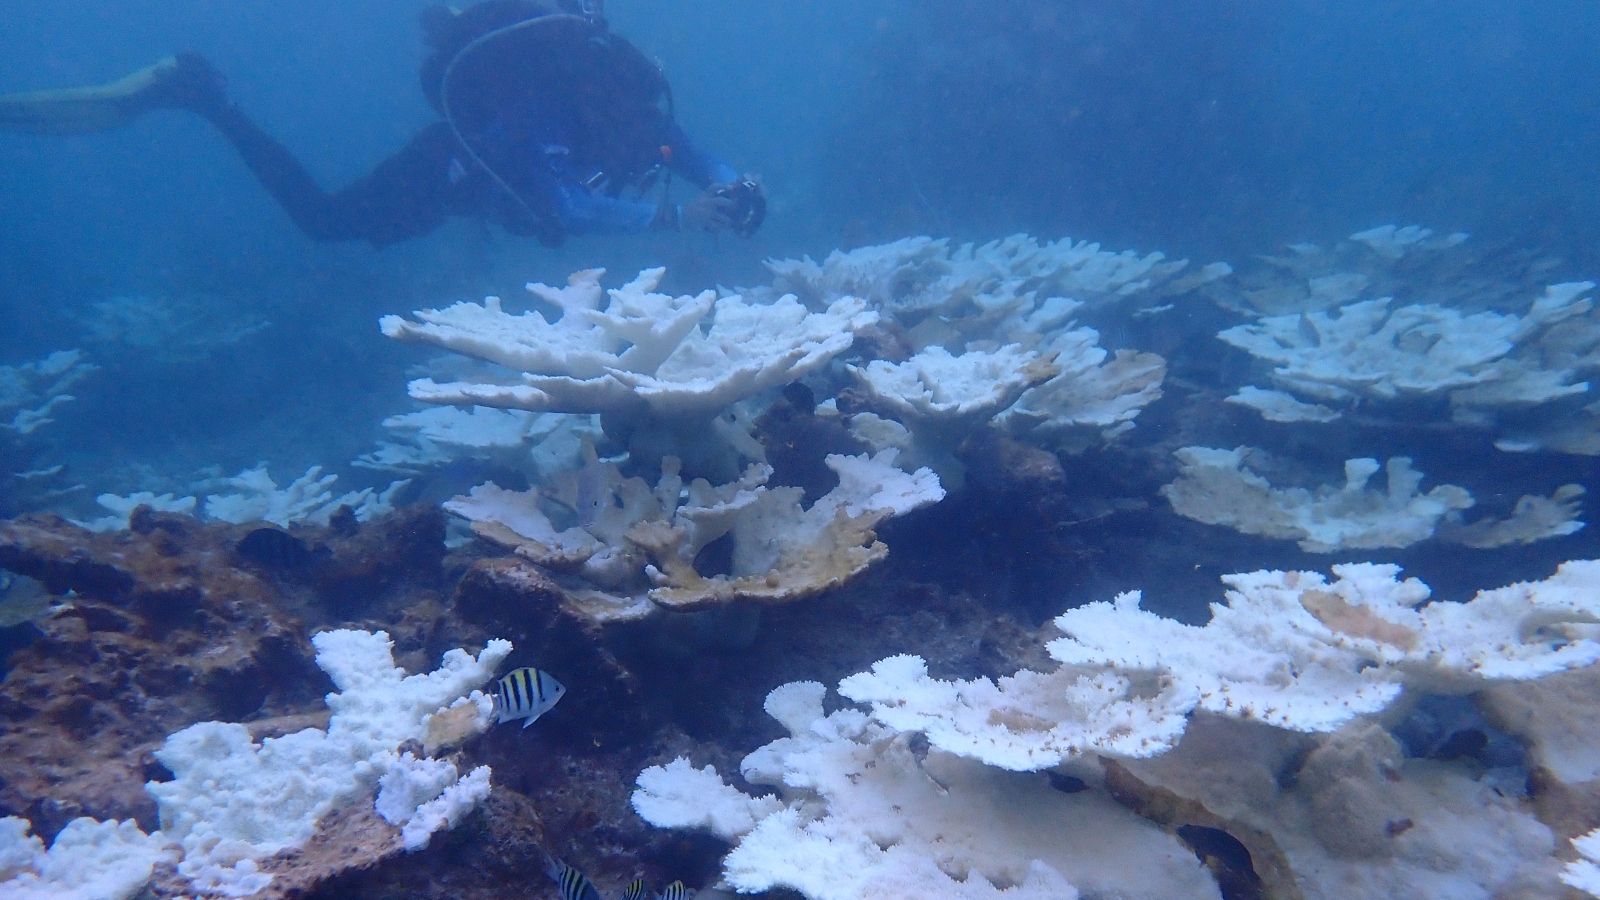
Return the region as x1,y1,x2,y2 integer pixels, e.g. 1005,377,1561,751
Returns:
544,856,601,900
622,878,647,900
493,667,565,728
658,881,693,900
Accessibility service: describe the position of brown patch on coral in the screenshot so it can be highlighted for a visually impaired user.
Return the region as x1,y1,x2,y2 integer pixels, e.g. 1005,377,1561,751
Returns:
637,510,890,612
1102,757,1304,900
144,797,405,900
1299,589,1418,650
1528,766,1600,845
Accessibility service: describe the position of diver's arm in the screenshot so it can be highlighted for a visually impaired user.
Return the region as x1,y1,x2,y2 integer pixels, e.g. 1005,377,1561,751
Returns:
660,122,739,189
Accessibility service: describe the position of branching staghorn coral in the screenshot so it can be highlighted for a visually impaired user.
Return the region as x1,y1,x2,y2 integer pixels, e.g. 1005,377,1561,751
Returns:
203,465,410,528
2,350,100,516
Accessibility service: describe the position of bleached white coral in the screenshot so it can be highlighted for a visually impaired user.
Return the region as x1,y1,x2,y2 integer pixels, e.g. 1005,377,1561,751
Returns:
1442,483,1587,548
849,346,1055,435
1162,447,1586,553
630,757,782,837
632,682,1221,900
1566,828,1600,897
642,560,1600,900
0,350,96,436
1223,386,1339,423
1114,715,1562,900
846,345,1056,482
1203,224,1479,318
203,465,409,528
383,267,877,421
72,491,198,532
0,816,169,900
765,233,1211,322
999,347,1166,445
838,654,1192,772
148,630,508,895
375,753,492,852
1348,224,1468,259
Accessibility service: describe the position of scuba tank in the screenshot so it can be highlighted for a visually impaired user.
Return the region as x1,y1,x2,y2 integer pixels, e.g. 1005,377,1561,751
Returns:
420,0,674,244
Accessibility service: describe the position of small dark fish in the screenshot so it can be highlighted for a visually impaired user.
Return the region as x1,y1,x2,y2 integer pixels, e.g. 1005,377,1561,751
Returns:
657,880,693,900
544,856,602,900
621,877,647,900
493,667,566,728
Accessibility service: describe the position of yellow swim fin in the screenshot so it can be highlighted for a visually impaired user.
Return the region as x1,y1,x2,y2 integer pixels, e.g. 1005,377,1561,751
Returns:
0,56,190,134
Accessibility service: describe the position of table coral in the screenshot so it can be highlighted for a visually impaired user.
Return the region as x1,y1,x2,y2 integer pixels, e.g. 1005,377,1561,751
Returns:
382,267,877,422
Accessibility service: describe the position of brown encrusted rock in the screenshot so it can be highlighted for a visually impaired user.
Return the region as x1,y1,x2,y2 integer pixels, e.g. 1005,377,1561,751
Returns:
280,788,546,900
957,427,1067,499
752,386,871,501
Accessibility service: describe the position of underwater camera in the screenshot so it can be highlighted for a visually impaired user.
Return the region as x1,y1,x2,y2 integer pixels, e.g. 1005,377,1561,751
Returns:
713,178,767,237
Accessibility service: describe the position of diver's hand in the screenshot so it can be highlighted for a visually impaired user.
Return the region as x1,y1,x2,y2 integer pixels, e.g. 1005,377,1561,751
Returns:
681,188,738,233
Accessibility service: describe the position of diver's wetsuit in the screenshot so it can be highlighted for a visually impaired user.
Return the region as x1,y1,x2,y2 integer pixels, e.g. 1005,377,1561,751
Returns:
203,106,734,247
194,3,736,248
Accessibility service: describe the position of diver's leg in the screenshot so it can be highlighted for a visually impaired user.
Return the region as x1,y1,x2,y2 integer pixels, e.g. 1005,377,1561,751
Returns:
178,55,462,245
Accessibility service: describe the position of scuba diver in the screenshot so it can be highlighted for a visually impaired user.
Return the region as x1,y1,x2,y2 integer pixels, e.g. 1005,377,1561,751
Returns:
0,0,765,248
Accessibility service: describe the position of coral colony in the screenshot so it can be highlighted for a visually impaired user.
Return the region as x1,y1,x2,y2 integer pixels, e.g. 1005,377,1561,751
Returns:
3,226,1600,899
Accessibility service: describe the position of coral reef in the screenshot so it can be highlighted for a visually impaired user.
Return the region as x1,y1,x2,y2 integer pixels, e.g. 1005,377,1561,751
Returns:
8,226,1600,900
0,507,447,836
0,815,169,900
78,293,270,362
763,233,1225,323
